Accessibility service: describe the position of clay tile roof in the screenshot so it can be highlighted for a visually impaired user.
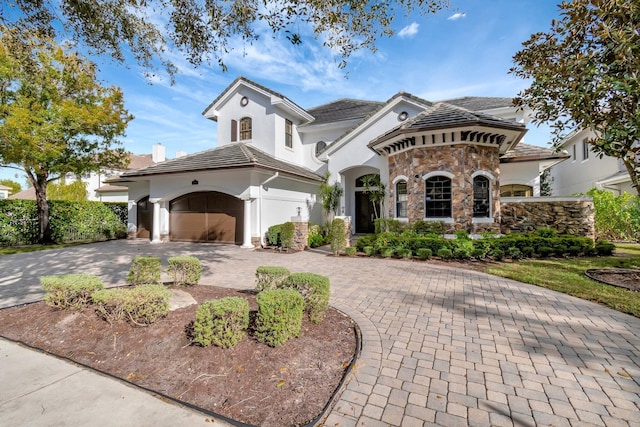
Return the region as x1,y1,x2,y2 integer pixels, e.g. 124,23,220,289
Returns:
306,99,384,125
117,143,323,182
500,143,570,162
438,96,515,111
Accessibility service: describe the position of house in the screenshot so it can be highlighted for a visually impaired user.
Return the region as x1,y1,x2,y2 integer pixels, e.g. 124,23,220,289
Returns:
0,185,10,199
111,76,571,245
8,150,159,202
549,128,634,196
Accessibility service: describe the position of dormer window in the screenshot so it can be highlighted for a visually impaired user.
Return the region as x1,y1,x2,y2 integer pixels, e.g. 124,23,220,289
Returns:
315,141,327,156
240,117,252,140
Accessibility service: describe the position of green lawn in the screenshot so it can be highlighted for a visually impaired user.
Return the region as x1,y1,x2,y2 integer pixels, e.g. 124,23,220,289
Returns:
0,242,90,256
484,247,640,318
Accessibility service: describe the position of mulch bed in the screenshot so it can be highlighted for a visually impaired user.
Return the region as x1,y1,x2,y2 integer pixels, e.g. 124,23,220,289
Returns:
585,269,640,292
0,286,358,427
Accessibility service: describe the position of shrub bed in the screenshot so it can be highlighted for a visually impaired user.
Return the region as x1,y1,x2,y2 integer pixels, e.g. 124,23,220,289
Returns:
255,289,305,347
41,274,104,310
92,284,171,326
193,297,249,348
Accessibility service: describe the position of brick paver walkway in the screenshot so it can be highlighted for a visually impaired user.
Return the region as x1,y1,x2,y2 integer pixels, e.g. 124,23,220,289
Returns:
1,240,639,426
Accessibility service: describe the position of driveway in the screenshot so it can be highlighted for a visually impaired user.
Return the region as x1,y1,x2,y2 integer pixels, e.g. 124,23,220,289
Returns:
1,240,639,426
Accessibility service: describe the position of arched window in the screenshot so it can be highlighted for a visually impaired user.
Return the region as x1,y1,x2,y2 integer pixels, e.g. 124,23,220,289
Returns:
425,176,451,218
239,117,252,140
473,176,490,218
315,141,327,156
395,180,408,218
500,184,533,197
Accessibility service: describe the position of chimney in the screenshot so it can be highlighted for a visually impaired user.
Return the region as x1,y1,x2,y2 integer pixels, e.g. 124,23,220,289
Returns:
152,143,166,163
176,150,187,158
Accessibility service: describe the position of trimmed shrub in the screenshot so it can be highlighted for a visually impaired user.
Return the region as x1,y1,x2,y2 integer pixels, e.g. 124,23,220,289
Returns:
266,224,282,246
491,248,505,261
507,246,522,260
330,218,346,255
308,223,325,248
355,234,376,251
567,245,582,256
255,266,290,291
127,256,162,285
417,248,432,260
41,274,104,310
380,246,395,258
92,284,171,325
374,218,405,234
537,246,554,258
536,227,558,238
437,248,453,260
397,248,412,259
454,230,470,240
280,222,295,249
470,248,486,260
363,246,375,256
345,246,357,256
280,272,330,323
412,220,446,236
595,241,616,256
193,297,249,348
452,239,473,259
521,246,535,258
255,289,305,347
167,256,202,286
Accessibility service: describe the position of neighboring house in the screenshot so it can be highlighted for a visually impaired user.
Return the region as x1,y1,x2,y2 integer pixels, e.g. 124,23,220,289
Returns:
549,128,634,196
0,185,10,199
8,149,160,202
111,76,569,245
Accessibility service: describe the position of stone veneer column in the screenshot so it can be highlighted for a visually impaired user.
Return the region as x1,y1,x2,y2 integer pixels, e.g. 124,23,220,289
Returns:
290,215,308,251
336,216,352,248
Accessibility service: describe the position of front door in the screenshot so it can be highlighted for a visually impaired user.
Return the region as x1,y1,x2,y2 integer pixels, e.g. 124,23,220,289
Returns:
355,191,379,233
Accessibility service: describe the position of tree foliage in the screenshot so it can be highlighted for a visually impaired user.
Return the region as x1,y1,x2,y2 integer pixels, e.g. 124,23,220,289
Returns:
360,173,386,220
47,180,88,201
319,172,344,222
2,0,449,79
0,27,132,242
511,0,640,195
0,179,21,195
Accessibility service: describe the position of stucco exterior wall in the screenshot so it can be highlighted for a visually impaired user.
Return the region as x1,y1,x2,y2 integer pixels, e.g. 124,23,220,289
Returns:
501,197,594,238
499,162,542,196
387,144,501,232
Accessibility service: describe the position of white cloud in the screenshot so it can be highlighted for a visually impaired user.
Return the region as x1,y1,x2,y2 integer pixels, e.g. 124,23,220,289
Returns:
447,12,467,21
398,23,420,39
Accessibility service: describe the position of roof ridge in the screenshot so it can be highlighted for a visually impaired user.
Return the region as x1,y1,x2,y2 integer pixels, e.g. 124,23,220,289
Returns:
306,98,382,111
238,143,257,163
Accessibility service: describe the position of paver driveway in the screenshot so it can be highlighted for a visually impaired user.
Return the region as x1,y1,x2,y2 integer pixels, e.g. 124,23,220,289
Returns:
1,240,639,426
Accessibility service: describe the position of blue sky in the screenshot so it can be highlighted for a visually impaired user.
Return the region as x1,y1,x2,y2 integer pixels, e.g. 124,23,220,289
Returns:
1,0,563,187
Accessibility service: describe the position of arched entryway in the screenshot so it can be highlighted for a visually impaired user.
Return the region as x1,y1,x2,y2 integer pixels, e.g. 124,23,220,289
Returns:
355,174,381,234
136,196,153,239
169,192,244,244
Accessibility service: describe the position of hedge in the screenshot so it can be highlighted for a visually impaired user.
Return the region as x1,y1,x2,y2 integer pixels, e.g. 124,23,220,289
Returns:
0,199,126,246
92,284,171,326
167,256,202,286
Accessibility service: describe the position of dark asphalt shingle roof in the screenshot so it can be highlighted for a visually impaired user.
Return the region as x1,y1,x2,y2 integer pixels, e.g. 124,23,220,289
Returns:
439,96,515,111
117,143,323,182
369,102,526,147
500,143,570,162
305,99,384,125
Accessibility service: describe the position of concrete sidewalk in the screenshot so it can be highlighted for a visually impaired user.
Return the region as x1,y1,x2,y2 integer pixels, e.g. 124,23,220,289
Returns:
1,240,640,426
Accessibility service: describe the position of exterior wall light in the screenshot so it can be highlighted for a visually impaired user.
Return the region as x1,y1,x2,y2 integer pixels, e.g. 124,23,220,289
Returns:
192,179,198,185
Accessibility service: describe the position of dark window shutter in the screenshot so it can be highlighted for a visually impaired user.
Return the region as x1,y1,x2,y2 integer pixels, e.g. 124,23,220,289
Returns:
231,120,237,142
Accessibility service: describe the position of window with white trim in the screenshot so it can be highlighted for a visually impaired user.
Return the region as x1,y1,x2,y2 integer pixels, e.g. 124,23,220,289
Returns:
425,176,452,218
396,180,408,218
285,119,292,148
473,176,490,217
582,138,589,160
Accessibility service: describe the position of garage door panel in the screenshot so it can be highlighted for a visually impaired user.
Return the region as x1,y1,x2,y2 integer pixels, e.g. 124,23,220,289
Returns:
170,192,243,244
171,212,208,242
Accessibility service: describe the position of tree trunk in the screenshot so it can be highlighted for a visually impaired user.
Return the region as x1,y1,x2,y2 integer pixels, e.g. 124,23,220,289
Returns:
28,172,52,244
623,158,640,196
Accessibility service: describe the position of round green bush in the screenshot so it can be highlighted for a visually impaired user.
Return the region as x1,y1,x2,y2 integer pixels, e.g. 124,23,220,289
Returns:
380,246,395,258
595,241,615,256
491,248,504,261
437,248,453,260
417,248,432,260
397,248,412,259
255,289,305,347
363,246,375,256
507,246,522,260
537,246,554,258
345,247,357,256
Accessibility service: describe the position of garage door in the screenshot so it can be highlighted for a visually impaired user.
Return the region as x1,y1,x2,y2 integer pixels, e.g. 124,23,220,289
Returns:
170,192,243,244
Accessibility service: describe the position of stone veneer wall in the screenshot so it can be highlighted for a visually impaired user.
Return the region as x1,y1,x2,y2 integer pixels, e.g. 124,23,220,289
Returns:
500,197,595,238
291,220,309,251
388,144,501,233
